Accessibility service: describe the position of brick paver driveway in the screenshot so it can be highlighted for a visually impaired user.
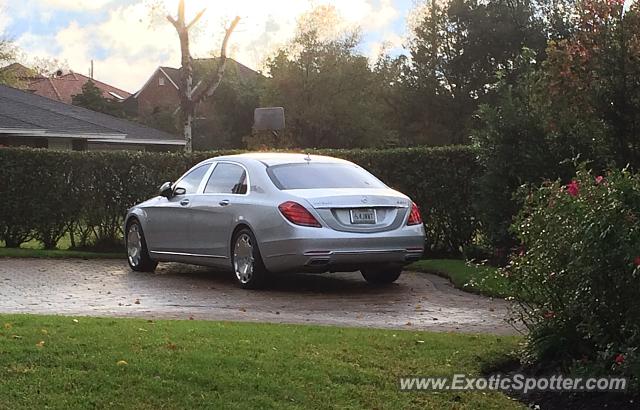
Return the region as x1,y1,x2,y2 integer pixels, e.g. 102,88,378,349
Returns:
0,259,515,334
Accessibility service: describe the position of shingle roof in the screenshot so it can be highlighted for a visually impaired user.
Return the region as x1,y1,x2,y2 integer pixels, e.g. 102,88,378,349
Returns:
155,58,260,90
0,84,183,145
27,72,131,104
0,63,45,81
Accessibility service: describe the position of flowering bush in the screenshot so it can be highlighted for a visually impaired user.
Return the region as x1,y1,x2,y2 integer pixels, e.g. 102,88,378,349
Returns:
506,165,640,383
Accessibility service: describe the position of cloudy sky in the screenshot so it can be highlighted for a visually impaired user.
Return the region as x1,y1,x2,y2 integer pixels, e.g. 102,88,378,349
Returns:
0,0,415,92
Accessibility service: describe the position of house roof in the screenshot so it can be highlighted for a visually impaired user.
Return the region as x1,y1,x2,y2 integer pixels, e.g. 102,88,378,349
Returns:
133,58,261,98
0,63,45,81
27,72,132,104
0,84,184,146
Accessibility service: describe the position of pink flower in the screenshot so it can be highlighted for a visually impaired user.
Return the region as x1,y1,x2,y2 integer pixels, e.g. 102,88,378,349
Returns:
566,180,580,197
634,257,640,267
615,354,625,365
595,176,604,185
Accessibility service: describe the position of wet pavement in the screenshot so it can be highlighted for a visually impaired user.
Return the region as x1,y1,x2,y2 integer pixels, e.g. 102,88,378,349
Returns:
0,259,516,334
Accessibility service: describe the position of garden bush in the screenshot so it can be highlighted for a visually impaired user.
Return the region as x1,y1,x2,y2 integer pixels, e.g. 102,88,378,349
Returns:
0,146,479,254
505,165,640,384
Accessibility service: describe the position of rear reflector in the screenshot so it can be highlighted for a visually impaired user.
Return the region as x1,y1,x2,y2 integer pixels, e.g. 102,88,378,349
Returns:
278,201,322,227
407,202,423,226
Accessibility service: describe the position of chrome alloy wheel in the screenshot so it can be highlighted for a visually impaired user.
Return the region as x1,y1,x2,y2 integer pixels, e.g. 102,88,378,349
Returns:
234,233,255,284
127,223,142,267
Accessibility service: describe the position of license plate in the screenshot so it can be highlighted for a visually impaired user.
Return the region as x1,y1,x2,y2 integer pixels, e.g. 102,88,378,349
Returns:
350,208,377,224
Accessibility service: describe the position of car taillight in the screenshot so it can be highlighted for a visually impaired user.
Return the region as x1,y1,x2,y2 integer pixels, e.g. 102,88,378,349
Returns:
407,202,423,226
278,201,322,227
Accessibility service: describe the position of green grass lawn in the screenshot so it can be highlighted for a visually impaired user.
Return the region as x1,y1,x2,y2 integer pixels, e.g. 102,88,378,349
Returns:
409,259,510,299
0,314,523,409
0,247,123,259
1,234,124,259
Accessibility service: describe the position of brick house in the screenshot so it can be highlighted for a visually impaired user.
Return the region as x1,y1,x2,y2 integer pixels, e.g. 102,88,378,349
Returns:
128,58,260,118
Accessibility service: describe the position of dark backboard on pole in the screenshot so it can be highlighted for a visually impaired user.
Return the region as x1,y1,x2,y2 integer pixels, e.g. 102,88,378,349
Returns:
254,107,285,131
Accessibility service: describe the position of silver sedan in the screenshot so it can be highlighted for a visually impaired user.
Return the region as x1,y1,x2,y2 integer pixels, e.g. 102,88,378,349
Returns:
125,153,425,288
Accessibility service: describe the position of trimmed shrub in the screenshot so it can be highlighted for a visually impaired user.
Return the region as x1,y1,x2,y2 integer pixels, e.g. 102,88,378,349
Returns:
0,146,478,254
505,165,640,383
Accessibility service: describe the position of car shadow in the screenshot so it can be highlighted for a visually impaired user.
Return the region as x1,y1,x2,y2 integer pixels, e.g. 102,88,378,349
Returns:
153,263,406,296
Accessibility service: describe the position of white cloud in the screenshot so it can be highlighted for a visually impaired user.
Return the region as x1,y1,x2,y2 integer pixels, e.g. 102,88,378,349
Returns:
368,31,404,61
34,0,116,10
0,0,9,34
13,0,404,91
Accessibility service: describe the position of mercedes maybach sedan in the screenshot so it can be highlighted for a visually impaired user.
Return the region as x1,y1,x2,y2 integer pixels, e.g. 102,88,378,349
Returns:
125,153,425,288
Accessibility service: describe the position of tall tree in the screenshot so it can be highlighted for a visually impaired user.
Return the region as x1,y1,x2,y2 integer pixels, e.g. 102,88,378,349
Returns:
259,6,387,149
0,38,18,87
72,80,126,118
541,0,640,167
167,0,240,152
405,0,547,145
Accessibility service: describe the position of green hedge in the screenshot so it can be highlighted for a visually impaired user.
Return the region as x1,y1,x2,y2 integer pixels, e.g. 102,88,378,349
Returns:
0,146,479,254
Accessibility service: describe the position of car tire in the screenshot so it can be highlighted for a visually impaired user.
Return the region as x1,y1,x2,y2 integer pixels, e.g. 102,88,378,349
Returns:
231,227,268,289
361,265,402,285
126,219,157,272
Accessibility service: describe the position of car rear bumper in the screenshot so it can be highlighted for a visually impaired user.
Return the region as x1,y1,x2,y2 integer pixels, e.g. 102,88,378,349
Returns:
259,228,425,273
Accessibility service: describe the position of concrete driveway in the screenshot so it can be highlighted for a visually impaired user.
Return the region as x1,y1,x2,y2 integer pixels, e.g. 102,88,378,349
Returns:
0,258,516,334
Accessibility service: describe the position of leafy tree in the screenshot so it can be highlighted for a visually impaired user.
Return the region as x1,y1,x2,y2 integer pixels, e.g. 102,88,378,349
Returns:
472,0,640,250
192,60,262,150
141,108,179,135
72,80,127,118
404,0,547,145
541,0,640,168
0,38,18,87
472,51,573,251
258,6,388,149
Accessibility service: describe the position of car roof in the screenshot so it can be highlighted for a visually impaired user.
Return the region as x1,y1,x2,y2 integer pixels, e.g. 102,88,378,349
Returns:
210,152,353,167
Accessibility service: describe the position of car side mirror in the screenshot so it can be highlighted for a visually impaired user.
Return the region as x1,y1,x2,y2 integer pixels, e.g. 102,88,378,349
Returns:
159,182,173,198
173,187,186,196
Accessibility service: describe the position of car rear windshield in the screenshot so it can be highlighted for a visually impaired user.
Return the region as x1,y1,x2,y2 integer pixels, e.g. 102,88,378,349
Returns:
267,163,386,190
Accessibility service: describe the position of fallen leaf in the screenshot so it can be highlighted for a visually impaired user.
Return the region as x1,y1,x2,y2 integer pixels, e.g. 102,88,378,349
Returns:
35,340,45,348
3,323,12,330
138,328,148,332
41,329,48,335
189,316,194,320
12,335,22,339
405,322,412,326
134,299,140,305
239,308,246,312
72,319,79,323
416,340,425,344
116,360,128,366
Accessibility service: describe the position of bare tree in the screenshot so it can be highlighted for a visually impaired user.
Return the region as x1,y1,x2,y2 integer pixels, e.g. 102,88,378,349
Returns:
167,0,240,152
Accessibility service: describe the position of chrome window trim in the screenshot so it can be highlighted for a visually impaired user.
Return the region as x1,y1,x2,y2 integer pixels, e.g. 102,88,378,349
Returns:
173,163,213,195
199,160,251,197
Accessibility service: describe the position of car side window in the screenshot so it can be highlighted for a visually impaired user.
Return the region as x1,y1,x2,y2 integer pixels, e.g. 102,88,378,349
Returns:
204,163,247,194
175,164,210,195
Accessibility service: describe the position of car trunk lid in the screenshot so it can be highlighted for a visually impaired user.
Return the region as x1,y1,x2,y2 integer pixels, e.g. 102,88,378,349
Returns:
287,188,411,233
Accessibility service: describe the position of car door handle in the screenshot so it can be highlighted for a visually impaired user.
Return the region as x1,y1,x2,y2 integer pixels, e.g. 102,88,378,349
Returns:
219,199,230,207
180,199,190,206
